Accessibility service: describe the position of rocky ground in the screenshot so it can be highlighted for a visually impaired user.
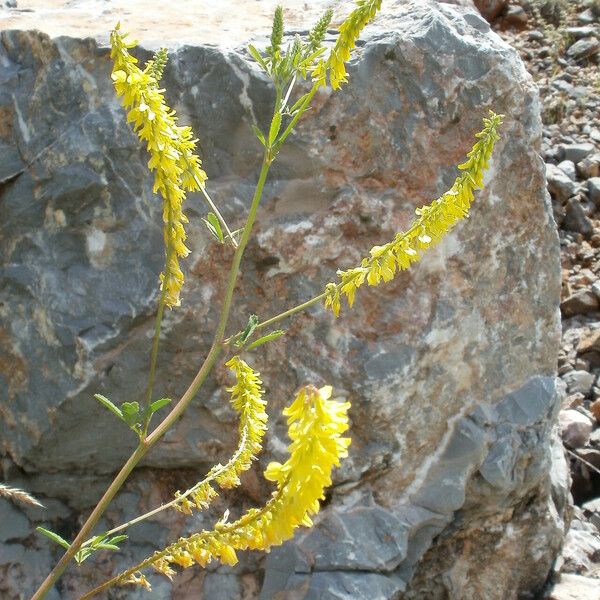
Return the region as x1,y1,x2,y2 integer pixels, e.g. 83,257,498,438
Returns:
491,0,600,597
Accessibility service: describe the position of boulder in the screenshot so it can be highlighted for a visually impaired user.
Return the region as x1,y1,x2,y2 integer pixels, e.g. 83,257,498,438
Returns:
563,199,594,237
561,142,596,164
577,153,600,179
566,37,600,61
588,177,600,206
558,160,577,181
0,1,565,598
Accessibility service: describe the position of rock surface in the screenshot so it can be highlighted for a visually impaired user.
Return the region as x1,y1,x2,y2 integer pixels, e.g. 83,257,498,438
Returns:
0,1,564,598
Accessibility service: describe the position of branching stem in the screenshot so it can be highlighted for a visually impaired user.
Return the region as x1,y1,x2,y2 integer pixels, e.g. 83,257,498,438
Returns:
32,52,319,600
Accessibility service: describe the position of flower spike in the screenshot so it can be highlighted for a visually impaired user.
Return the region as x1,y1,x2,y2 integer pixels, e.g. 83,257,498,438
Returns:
110,26,207,308
324,111,504,316
173,356,268,514
109,385,350,591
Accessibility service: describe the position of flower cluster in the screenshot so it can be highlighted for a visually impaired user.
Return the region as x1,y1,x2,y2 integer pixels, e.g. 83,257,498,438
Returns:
312,0,382,88
110,26,207,308
146,47,169,81
174,356,268,514
119,385,350,587
324,111,504,315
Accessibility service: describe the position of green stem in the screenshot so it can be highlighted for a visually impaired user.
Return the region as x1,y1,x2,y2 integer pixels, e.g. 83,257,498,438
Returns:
214,152,273,343
144,202,175,415
96,426,249,539
255,291,327,332
272,83,318,154
30,444,147,600
80,476,290,600
35,74,314,600
144,298,165,413
31,342,222,600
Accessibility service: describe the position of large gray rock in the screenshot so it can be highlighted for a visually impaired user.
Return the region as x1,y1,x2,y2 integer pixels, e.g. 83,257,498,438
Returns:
0,1,564,598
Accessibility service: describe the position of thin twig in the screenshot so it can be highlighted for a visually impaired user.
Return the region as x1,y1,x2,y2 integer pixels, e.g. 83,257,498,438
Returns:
99,428,250,538
566,447,600,477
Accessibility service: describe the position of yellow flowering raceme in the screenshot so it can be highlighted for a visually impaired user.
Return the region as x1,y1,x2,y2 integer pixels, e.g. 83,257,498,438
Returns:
116,385,350,588
173,356,268,514
110,26,207,308
313,0,382,89
324,111,504,316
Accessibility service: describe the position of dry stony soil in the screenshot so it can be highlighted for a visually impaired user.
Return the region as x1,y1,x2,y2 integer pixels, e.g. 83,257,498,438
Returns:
491,0,600,596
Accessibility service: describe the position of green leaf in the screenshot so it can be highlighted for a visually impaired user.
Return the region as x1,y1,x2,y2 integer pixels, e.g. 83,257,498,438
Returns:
248,44,268,71
108,534,128,545
289,92,310,115
75,549,93,564
252,125,266,147
86,535,106,547
95,542,121,550
245,330,285,350
202,215,223,243
121,401,140,427
37,527,70,550
149,398,172,414
268,112,282,146
207,213,224,242
94,394,123,421
236,314,259,347
73,533,129,563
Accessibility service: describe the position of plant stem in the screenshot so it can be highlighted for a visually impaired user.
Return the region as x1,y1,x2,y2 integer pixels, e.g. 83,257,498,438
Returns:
224,289,330,348
144,296,166,411
214,152,273,343
34,75,313,600
255,291,327,332
30,343,222,600
30,444,147,600
98,427,249,538
144,204,175,413
80,477,290,600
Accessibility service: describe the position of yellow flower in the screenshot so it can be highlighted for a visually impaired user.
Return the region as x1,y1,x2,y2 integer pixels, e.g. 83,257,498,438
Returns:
121,385,350,586
324,111,504,315
173,356,268,513
110,25,207,308
313,0,382,89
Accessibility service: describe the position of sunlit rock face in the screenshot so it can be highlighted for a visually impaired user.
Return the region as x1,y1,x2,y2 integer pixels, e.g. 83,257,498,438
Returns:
0,1,565,598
